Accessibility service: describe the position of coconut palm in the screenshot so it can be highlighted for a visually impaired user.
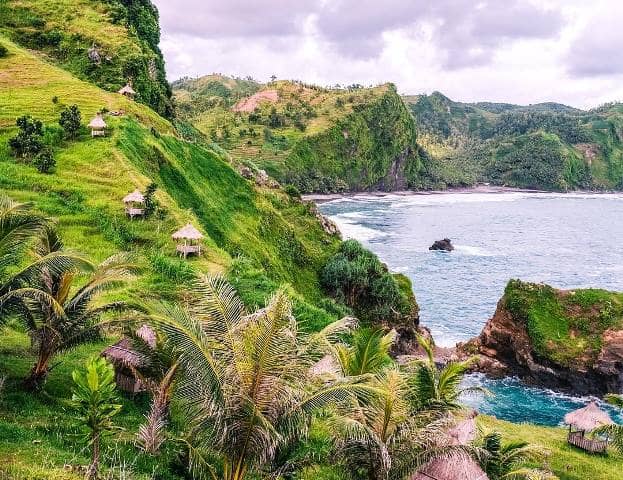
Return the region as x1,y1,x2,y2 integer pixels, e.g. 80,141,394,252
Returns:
21,229,136,389
146,275,367,480
335,327,395,377
406,335,481,413
0,196,82,322
478,431,553,480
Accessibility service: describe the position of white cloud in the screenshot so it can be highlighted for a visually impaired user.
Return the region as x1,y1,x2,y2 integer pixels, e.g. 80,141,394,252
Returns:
153,0,623,108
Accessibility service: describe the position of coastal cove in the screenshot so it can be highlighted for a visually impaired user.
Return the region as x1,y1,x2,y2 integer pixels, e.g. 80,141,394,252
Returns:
317,189,623,426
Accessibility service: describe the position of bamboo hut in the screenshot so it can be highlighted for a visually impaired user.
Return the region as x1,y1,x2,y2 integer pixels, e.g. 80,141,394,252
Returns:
88,113,107,137
412,455,488,480
172,223,203,258
564,401,613,453
123,189,145,218
102,325,156,393
118,83,136,99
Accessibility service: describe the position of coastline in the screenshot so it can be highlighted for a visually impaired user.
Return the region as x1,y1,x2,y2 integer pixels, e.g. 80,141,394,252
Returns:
302,185,619,203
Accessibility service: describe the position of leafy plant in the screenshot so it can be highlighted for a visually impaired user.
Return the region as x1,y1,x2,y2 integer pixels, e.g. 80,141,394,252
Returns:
59,104,82,139
70,356,122,480
33,147,56,173
8,115,44,159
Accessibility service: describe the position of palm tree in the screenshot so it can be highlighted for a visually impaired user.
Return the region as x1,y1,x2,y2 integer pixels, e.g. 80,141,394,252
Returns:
478,431,553,480
335,328,394,377
406,335,481,413
0,196,80,321
145,275,367,480
22,229,135,389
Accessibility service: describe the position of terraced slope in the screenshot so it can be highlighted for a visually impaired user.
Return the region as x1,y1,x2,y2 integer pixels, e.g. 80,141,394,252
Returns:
173,77,423,193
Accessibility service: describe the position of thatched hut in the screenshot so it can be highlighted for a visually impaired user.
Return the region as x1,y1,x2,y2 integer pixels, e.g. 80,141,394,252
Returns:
88,113,107,137
564,401,613,453
118,83,136,98
172,223,203,258
412,455,488,480
102,325,156,393
123,189,145,218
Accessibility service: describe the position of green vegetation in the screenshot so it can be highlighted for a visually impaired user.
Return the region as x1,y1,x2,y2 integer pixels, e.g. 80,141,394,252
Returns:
406,92,623,191
503,280,623,367
0,0,172,116
173,78,422,193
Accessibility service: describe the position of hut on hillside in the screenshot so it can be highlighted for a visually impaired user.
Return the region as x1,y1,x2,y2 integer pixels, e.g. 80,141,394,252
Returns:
88,113,107,137
172,223,203,258
118,83,136,99
412,455,488,480
102,325,156,393
123,189,145,218
564,401,613,453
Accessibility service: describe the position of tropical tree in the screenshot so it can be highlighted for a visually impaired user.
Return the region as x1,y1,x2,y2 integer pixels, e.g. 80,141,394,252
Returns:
335,328,394,377
21,229,135,389
406,335,480,412
0,196,82,325
71,356,122,480
478,431,554,480
144,275,365,480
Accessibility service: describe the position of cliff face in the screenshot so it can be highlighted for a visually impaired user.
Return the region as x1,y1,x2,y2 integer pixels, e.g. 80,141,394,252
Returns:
462,280,623,394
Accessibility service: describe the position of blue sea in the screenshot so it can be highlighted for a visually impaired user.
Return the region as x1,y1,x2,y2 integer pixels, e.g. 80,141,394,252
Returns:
318,191,623,425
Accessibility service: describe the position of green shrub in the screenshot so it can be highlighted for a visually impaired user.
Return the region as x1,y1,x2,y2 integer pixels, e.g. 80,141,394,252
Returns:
59,104,82,139
8,115,44,158
33,148,56,173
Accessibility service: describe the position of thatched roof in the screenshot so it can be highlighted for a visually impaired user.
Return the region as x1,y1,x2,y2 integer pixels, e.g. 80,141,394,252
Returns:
172,223,203,240
447,411,478,446
118,84,136,95
88,113,107,129
102,325,156,368
123,189,145,203
564,401,614,431
412,456,488,480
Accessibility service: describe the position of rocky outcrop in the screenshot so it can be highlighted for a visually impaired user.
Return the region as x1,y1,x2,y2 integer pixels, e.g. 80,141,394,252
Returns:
460,281,623,395
429,238,454,251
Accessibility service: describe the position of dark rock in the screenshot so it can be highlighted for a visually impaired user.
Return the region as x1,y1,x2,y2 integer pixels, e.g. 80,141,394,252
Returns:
429,238,454,252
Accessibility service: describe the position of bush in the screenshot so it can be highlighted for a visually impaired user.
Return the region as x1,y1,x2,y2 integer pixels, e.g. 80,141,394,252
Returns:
33,148,56,173
59,104,81,139
8,115,44,158
0,43,7,58
321,239,411,322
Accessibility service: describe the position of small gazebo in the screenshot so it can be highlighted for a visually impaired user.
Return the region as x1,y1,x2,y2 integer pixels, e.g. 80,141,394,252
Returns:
412,455,488,480
118,83,136,99
123,189,145,218
88,113,107,137
102,325,156,393
564,401,614,453
172,223,203,258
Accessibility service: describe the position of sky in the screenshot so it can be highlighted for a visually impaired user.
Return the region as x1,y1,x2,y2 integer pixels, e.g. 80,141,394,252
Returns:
153,0,623,109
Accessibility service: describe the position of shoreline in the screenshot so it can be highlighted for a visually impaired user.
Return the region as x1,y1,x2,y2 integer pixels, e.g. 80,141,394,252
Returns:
302,185,619,203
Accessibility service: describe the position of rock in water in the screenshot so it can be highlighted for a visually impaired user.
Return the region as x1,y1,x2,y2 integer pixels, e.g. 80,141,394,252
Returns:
429,238,454,251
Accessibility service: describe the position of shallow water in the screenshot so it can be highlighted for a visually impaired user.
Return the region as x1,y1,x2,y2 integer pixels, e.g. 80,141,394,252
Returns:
319,191,623,425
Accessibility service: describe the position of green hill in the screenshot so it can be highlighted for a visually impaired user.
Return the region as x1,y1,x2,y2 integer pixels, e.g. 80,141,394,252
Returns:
173,77,423,193
405,92,623,191
0,0,172,117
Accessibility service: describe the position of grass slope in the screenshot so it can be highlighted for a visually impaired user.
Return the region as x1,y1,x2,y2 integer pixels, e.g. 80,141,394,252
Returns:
405,91,623,191
0,36,345,328
174,78,422,193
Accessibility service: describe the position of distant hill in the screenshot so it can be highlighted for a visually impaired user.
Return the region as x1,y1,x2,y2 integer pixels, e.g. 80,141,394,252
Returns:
173,77,423,193
404,92,623,190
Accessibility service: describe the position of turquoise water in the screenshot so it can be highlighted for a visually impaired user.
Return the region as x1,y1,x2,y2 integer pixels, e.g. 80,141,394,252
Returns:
319,191,623,425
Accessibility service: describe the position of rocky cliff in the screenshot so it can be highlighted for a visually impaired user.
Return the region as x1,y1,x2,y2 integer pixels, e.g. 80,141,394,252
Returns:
461,280,623,394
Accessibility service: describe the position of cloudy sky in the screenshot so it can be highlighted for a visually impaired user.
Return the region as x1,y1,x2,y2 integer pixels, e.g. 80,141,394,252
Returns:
153,0,623,109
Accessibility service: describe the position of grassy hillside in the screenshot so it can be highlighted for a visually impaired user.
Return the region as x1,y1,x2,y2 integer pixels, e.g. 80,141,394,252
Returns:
173,77,422,193
0,36,352,331
0,0,172,116
406,92,623,191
